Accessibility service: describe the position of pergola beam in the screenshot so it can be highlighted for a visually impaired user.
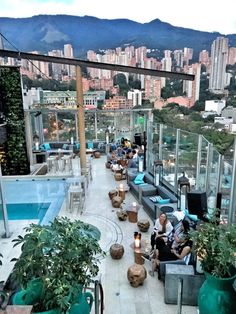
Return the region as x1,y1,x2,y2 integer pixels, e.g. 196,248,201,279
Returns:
0,49,195,81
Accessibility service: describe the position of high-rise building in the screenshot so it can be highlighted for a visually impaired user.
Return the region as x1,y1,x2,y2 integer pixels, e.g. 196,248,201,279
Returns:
228,47,236,65
183,63,201,106
63,44,75,78
183,47,193,66
209,37,229,93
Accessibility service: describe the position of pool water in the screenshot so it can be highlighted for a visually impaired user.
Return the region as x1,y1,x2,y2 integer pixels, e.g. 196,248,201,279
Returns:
0,203,51,222
0,179,66,223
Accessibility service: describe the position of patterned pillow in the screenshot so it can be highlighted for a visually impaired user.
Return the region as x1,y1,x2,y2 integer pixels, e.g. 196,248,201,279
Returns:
149,196,162,203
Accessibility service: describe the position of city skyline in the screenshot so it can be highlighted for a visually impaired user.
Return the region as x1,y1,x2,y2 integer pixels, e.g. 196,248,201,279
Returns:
0,0,236,35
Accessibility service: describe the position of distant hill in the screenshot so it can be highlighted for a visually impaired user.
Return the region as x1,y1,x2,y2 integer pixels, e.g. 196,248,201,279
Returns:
0,15,236,60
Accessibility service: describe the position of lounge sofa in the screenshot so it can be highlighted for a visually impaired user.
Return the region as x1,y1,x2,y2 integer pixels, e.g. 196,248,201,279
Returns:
39,141,106,155
128,171,178,220
128,171,155,200
141,185,178,219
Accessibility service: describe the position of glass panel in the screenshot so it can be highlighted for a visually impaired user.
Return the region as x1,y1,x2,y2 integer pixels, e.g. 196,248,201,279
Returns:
207,147,220,210
57,112,76,142
197,137,209,191
147,122,159,174
178,130,198,189
97,111,115,141
42,112,57,142
221,148,234,216
162,125,176,187
84,111,96,141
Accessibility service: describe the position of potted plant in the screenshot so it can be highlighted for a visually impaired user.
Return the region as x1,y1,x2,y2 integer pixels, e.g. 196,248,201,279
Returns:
191,211,236,314
11,217,105,314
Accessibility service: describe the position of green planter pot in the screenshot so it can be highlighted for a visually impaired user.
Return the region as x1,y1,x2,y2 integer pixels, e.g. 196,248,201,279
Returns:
13,278,43,305
69,291,94,314
198,272,236,314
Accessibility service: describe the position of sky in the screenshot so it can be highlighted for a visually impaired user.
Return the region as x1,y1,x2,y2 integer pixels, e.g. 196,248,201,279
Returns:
0,0,236,35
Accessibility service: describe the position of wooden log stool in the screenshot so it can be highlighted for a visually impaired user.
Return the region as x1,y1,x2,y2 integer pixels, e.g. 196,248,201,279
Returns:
110,243,124,259
94,151,101,158
116,209,128,221
114,173,122,181
137,219,150,232
105,162,111,169
112,196,123,208
127,264,147,287
108,189,118,200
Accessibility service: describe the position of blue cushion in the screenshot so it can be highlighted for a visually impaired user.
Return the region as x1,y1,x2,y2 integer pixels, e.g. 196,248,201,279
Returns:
87,142,94,149
134,173,145,181
40,143,51,151
134,179,145,185
157,198,170,204
184,209,198,222
75,143,80,149
62,144,68,150
149,196,162,203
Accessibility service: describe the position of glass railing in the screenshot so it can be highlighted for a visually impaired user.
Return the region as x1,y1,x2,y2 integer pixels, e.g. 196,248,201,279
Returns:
146,122,234,220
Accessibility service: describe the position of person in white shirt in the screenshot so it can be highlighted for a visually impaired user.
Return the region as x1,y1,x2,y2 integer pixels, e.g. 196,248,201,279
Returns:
150,213,173,250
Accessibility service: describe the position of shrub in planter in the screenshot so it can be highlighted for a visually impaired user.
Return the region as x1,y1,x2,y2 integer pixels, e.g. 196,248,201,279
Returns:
11,217,105,313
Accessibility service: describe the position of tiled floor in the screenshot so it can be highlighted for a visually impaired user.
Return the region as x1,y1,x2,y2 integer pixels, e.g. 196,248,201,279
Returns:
0,155,198,313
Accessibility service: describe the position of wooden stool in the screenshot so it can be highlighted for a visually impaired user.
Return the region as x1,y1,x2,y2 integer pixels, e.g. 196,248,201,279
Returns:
137,219,150,232
127,264,147,287
94,151,101,158
112,196,123,208
108,189,118,200
116,209,128,221
110,243,124,259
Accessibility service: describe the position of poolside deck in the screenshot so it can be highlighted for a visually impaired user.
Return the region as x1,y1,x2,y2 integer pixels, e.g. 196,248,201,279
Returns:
0,155,198,313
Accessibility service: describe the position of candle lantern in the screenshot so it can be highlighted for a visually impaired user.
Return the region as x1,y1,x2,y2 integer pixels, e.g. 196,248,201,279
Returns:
118,183,125,201
33,133,40,151
134,232,141,248
154,160,163,186
177,172,190,210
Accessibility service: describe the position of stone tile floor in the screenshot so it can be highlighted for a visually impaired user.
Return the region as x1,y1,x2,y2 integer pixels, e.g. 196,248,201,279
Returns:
0,155,198,314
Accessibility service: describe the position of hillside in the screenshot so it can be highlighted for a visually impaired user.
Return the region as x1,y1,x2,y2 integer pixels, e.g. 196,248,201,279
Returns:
0,15,236,59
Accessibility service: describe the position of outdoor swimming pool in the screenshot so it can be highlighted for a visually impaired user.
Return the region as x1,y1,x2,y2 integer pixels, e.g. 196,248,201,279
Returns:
0,178,66,224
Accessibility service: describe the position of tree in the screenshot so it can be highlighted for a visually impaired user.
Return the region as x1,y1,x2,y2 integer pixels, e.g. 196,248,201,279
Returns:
113,73,129,95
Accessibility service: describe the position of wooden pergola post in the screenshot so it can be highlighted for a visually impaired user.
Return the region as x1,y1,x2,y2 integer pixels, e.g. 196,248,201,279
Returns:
76,66,87,174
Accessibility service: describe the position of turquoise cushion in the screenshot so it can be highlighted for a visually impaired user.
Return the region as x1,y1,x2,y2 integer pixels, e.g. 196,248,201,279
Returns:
134,179,145,185
40,143,51,151
87,142,94,149
62,144,68,150
134,173,145,181
134,173,145,185
184,209,198,222
75,143,80,149
157,198,170,204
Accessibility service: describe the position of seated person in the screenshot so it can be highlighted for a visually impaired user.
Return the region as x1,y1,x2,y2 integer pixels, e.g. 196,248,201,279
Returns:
150,213,173,251
169,219,190,248
149,226,192,278
107,151,118,165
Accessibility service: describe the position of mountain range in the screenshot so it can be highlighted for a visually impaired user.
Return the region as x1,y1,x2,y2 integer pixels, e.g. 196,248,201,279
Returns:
0,14,236,60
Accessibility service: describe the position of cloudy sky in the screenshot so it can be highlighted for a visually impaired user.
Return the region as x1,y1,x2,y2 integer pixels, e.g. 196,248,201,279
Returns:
1,0,236,34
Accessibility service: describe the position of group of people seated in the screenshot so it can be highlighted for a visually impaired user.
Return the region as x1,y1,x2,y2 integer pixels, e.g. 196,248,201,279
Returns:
143,213,193,279
106,138,143,171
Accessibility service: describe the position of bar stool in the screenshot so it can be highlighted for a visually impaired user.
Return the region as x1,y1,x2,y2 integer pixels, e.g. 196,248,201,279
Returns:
68,185,85,213
66,176,87,211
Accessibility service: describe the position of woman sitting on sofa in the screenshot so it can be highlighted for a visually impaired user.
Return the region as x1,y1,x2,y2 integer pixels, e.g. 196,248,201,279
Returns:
150,213,173,251
149,226,193,277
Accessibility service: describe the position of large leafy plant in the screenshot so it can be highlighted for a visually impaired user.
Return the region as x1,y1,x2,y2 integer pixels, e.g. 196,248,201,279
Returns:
192,212,236,278
11,217,105,313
